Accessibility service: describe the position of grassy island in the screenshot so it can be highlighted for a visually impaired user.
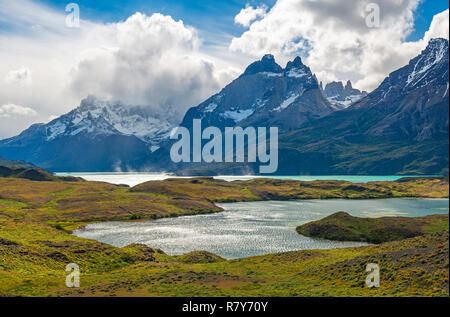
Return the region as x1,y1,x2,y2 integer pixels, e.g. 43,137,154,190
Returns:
297,212,449,243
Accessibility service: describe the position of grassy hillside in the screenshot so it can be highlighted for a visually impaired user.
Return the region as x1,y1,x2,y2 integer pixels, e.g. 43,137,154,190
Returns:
0,176,447,232
0,176,448,297
0,156,35,169
0,166,82,182
132,176,449,201
0,212,448,296
297,212,449,243
0,177,222,232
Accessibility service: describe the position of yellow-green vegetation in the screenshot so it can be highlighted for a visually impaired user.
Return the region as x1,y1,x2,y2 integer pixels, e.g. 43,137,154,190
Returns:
0,176,222,232
132,176,449,201
0,214,448,297
0,174,447,232
297,212,449,243
0,166,81,182
0,174,449,297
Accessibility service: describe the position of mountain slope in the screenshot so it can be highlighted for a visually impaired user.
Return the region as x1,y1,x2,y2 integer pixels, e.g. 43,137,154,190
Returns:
1,39,447,175
0,96,173,171
0,156,35,168
180,54,334,132
277,38,449,175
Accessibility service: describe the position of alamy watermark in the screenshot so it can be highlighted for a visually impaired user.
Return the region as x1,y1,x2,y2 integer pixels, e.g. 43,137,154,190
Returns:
365,263,380,288
65,3,80,28
170,119,279,174
65,263,80,288
365,3,380,28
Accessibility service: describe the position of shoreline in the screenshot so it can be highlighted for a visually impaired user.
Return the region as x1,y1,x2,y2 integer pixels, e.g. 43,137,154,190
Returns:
73,198,448,259
55,172,445,187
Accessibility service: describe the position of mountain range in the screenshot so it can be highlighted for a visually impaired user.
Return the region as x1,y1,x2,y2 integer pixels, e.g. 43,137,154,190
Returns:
275,38,449,175
0,38,448,175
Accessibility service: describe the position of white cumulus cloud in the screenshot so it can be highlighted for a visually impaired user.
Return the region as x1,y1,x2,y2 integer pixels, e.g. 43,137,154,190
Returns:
235,4,268,27
230,0,449,91
0,0,448,139
69,13,229,121
5,67,32,86
0,103,37,118
423,9,449,42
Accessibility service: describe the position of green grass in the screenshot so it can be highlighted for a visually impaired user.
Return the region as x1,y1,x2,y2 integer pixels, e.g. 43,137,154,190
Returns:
1,214,448,297
0,176,448,297
297,212,449,243
0,199,28,210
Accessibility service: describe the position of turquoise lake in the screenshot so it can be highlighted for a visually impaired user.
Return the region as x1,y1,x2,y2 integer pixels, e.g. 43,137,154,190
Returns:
56,172,439,187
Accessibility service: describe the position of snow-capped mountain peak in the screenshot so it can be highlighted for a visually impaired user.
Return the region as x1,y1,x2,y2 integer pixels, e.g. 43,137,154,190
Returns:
406,38,448,88
181,55,333,131
350,38,449,142
46,96,174,148
373,38,449,105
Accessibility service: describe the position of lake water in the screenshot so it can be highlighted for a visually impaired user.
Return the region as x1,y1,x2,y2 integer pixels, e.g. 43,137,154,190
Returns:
56,172,438,187
73,198,449,259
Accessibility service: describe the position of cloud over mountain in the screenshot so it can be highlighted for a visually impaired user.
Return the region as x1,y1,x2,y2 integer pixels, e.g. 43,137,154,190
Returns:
230,0,449,91
0,0,237,138
69,12,231,122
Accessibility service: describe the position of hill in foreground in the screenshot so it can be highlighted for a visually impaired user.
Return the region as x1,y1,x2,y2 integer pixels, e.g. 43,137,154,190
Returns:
0,212,448,297
0,156,34,169
0,166,82,182
297,212,449,244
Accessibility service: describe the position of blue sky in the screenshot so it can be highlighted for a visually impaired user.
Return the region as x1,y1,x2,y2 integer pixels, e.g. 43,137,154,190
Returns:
34,0,447,41
409,0,449,40
34,0,277,42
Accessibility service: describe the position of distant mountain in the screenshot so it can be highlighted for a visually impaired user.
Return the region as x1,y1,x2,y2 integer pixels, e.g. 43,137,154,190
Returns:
181,54,334,132
45,96,173,149
1,39,447,175
321,80,368,109
0,96,173,172
276,38,449,175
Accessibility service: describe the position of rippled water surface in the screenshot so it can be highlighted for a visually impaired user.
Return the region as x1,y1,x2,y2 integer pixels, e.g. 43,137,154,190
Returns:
74,198,449,259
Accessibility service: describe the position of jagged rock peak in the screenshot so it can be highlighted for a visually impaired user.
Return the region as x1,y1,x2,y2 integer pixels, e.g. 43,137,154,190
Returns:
262,54,275,61
243,54,283,75
285,56,304,70
427,37,448,48
324,81,345,93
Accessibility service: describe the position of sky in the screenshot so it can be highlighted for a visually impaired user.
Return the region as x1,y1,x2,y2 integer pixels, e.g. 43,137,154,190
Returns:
0,0,448,139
